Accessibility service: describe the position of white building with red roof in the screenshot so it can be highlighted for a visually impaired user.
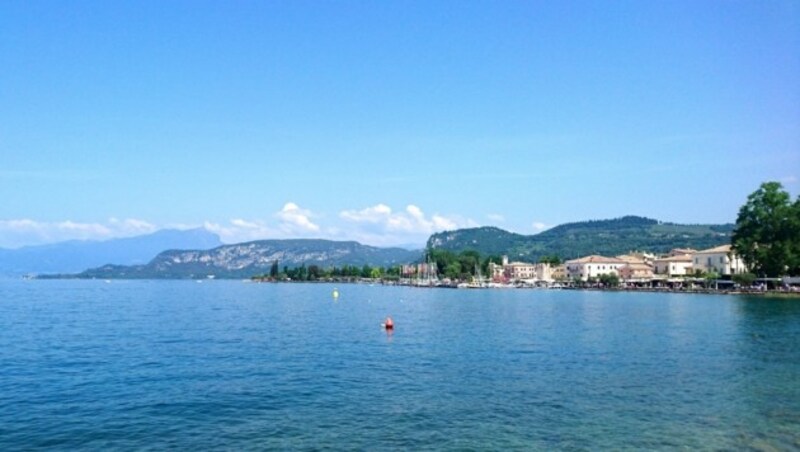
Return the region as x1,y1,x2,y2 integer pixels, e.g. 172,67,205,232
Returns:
565,255,627,281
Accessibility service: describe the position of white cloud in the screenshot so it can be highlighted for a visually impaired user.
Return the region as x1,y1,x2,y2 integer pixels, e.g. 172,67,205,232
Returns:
487,213,505,223
781,175,798,185
338,203,475,246
276,202,320,233
0,218,156,248
230,218,260,229
532,221,548,232
431,214,458,231
203,219,278,243
340,204,393,223
108,217,157,235
0,202,481,249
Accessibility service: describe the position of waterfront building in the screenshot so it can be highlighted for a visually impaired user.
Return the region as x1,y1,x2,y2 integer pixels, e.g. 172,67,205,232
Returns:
653,254,693,276
692,244,747,275
618,263,655,281
488,256,555,282
504,261,538,280
551,265,567,281
616,251,656,265
565,255,627,281
668,248,696,257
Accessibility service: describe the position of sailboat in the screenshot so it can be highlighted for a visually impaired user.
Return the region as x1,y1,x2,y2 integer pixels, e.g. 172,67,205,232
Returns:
414,257,439,287
457,263,488,289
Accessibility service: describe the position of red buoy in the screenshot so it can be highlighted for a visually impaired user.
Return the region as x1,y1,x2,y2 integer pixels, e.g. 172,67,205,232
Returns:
384,316,394,329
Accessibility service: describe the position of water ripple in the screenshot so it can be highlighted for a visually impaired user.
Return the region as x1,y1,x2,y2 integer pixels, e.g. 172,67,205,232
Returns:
0,281,798,449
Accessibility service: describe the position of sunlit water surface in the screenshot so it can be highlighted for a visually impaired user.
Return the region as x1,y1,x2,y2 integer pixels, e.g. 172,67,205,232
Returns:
1,280,798,450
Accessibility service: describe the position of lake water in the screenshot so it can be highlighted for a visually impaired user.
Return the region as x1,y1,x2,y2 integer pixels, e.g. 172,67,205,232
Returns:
1,280,798,450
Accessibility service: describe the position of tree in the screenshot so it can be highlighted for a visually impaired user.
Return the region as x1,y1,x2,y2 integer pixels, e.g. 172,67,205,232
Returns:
732,272,757,287
482,255,503,276
703,270,720,289
269,260,279,278
732,182,800,277
598,273,620,287
445,261,462,280
539,255,562,265
460,252,480,277
791,198,800,275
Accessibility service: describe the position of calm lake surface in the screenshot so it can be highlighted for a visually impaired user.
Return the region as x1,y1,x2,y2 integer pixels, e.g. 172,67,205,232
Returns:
1,280,798,450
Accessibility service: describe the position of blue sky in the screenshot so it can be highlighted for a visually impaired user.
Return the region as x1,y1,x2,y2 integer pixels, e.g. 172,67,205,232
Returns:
1,0,798,248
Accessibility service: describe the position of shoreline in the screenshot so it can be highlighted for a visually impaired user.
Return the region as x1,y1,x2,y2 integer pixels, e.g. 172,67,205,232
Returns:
25,275,800,298
250,277,800,298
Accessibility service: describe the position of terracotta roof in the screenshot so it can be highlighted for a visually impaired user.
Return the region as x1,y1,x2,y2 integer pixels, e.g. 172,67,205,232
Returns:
619,263,654,270
616,255,646,264
566,255,627,264
654,255,692,263
695,244,732,254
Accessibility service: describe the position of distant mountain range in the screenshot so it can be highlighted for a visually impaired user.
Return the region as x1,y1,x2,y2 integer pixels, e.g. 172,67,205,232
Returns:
55,239,422,279
0,228,222,275
19,215,736,280
427,216,734,260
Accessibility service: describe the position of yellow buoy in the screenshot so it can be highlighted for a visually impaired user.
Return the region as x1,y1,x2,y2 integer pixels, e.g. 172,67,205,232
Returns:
332,288,339,299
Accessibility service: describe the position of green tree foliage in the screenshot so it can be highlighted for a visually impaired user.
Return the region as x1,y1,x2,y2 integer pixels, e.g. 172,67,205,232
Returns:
732,272,757,287
308,265,322,280
360,265,373,279
598,273,620,287
538,255,562,265
458,250,481,277
792,198,800,275
427,248,514,280
427,216,734,260
445,261,462,280
269,260,279,278
427,249,457,277
482,255,503,277
732,182,800,277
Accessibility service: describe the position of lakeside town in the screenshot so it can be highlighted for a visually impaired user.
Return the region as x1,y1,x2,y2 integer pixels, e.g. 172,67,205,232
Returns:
391,244,798,294
250,243,799,296
249,182,800,296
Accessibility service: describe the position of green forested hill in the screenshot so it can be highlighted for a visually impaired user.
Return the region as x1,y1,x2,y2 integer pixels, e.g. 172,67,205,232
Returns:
426,216,734,260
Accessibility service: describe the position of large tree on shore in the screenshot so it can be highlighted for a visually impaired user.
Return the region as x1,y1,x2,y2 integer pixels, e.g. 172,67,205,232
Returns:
732,182,800,277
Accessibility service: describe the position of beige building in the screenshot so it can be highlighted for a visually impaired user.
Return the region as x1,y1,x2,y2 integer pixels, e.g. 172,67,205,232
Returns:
616,252,656,265
551,265,567,281
618,263,654,281
653,254,693,276
565,255,627,281
489,256,556,282
692,245,747,275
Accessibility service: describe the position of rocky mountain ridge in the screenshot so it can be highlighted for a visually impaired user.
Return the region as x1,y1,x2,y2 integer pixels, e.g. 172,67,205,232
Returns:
60,239,422,279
